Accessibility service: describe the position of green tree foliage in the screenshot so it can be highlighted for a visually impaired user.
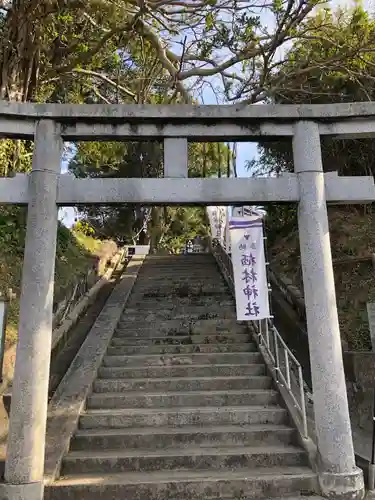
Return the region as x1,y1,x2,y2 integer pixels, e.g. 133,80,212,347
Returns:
157,207,209,254
69,138,231,250
250,5,375,178
0,0,338,105
247,5,375,240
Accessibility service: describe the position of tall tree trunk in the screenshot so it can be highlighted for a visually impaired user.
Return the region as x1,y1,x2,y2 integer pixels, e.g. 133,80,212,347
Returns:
0,1,42,102
149,206,162,253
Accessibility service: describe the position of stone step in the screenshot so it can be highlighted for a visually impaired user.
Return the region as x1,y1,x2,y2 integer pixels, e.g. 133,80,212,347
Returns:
137,274,221,279
131,290,229,298
70,424,297,451
140,266,217,270
46,467,319,500
129,282,227,288
113,329,248,338
140,259,215,263
262,498,324,500
133,283,228,292
138,270,221,275
86,389,279,410
112,329,186,339
134,274,224,281
136,271,221,279
139,265,217,271
131,289,229,297
140,262,216,266
93,375,272,393
142,257,214,263
140,254,214,260
124,304,235,313
79,406,288,429
98,363,266,379
136,276,223,282
133,284,229,292
62,445,308,475
115,326,250,339
115,319,248,336
135,278,223,284
139,261,217,266
126,299,235,308
142,260,218,271
102,352,263,368
106,343,254,355
110,334,251,346
184,497,323,500
192,319,247,332
123,305,235,315
142,256,213,259
140,263,217,269
131,291,231,300
121,309,237,321
115,320,243,334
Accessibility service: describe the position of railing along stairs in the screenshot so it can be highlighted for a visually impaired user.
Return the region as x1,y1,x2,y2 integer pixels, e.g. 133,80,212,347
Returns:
211,237,309,439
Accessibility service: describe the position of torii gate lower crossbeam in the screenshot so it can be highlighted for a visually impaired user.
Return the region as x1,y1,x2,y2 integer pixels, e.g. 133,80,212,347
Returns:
0,103,374,500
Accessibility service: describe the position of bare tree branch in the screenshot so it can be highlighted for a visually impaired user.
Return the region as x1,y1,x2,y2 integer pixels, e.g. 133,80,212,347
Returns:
92,86,112,103
71,68,137,100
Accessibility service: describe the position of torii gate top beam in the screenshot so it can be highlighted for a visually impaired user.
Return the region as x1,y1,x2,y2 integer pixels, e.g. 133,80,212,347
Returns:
0,173,373,206
0,102,374,206
1,100,375,120
0,101,374,140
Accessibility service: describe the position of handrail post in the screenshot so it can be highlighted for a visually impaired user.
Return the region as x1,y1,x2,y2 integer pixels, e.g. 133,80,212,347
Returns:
273,326,280,382
299,367,308,439
265,319,270,349
284,349,291,389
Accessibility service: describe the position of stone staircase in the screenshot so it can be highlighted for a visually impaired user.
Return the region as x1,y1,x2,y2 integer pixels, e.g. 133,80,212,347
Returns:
48,254,323,499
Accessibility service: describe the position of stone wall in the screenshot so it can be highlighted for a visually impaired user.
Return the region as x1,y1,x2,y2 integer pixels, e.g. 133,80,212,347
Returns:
344,351,375,433
271,268,375,433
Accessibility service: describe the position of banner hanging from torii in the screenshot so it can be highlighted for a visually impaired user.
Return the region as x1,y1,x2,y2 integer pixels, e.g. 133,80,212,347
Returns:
229,216,270,320
232,206,267,218
206,206,230,253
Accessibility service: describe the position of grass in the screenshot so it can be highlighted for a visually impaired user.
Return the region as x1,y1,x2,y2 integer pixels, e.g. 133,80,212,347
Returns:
269,206,375,351
0,206,110,348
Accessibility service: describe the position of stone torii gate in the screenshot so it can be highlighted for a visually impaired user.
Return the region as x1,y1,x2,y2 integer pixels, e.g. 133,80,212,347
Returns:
0,102,375,500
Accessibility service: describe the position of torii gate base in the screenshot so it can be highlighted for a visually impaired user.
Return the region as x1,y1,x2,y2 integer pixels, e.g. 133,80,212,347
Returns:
0,102,374,500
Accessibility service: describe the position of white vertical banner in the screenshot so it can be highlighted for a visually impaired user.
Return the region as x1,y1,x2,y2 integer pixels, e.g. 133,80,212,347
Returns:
232,206,266,218
0,301,6,338
229,216,270,320
217,206,227,249
232,206,244,217
224,207,231,253
207,206,227,250
206,206,218,239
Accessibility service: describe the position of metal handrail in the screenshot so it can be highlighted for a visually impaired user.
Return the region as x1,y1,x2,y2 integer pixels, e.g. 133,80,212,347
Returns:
211,238,309,439
256,319,308,438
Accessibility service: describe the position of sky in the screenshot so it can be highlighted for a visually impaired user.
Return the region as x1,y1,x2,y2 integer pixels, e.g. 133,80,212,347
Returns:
59,0,373,227
197,0,374,177
59,156,77,226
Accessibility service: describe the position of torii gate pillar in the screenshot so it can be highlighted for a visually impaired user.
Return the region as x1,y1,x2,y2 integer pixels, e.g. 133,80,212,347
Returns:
2,120,62,500
293,121,363,498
